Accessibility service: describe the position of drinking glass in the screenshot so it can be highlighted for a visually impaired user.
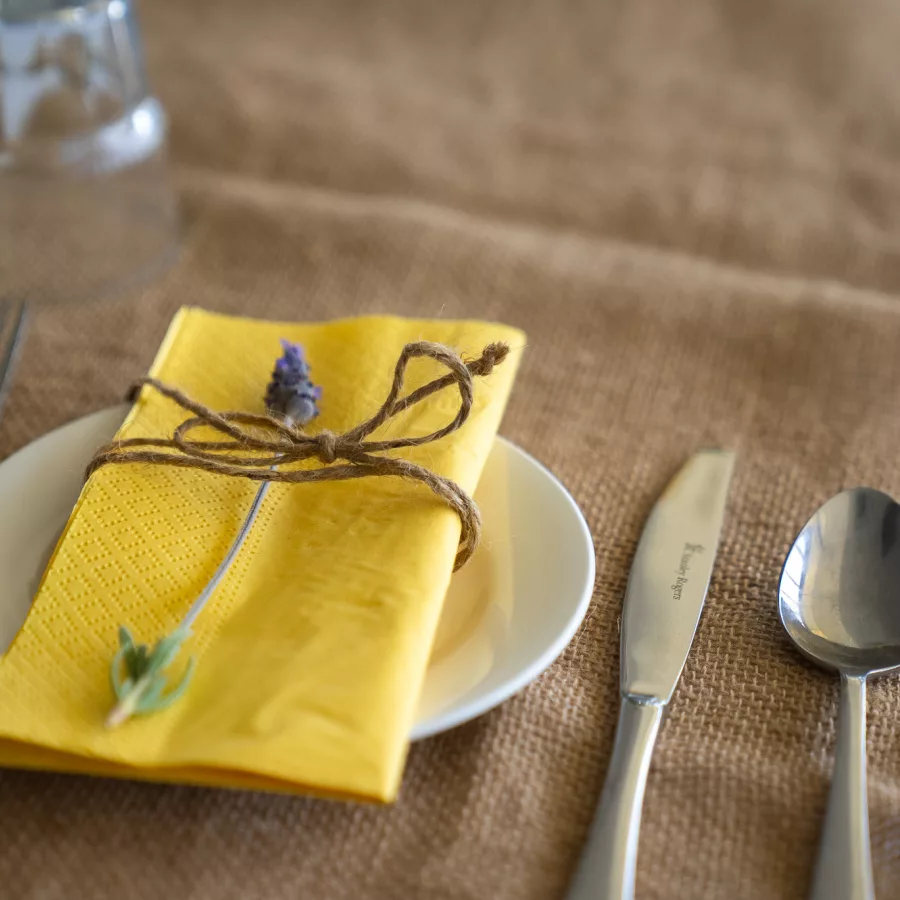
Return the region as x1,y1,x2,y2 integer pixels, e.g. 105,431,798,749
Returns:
0,0,178,401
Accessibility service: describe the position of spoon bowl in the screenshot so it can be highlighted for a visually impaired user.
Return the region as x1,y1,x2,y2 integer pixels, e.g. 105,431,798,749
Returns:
779,487,900,677
778,487,900,900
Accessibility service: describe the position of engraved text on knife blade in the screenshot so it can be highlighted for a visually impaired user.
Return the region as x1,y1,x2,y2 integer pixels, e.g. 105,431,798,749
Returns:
670,543,704,603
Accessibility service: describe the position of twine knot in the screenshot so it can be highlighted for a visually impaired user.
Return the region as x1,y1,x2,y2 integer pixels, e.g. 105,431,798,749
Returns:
314,430,339,464
87,341,511,570
474,342,509,376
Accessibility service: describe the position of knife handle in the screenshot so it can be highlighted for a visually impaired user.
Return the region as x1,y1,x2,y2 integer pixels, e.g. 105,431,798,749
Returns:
565,695,663,900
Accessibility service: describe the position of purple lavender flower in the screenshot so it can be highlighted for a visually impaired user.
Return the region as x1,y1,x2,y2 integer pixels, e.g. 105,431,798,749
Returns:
265,340,322,424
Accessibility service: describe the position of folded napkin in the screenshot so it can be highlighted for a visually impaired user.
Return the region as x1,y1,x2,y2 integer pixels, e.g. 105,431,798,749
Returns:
0,309,524,801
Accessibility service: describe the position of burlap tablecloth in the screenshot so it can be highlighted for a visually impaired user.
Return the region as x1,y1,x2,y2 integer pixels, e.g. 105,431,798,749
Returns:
4,1,900,897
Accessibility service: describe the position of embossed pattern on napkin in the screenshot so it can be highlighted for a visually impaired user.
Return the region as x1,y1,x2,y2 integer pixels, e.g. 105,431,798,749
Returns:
0,310,524,802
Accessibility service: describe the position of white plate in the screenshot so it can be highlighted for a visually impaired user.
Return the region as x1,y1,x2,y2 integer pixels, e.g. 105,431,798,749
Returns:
0,407,595,740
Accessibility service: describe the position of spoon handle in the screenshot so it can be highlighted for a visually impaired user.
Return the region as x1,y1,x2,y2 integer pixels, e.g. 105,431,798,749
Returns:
565,695,663,900
811,674,875,900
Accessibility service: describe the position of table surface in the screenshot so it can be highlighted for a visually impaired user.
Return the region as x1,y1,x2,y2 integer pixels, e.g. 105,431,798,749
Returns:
4,1,900,898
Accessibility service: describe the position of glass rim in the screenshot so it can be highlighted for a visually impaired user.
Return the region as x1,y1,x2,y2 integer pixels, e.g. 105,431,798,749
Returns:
0,0,125,26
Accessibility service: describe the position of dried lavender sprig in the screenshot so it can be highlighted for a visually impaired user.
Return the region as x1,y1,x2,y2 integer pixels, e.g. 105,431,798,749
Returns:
107,341,321,728
265,340,322,425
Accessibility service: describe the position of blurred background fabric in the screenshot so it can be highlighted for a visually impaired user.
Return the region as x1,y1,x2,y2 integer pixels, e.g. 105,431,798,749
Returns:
159,0,900,293
4,1,900,898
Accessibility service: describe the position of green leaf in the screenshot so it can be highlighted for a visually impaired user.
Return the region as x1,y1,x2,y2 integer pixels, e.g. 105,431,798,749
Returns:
109,647,126,698
147,630,190,675
123,643,148,679
153,657,195,710
107,626,195,726
134,676,166,714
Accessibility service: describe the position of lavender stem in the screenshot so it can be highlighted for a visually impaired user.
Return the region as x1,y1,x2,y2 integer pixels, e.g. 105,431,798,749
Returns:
106,339,322,727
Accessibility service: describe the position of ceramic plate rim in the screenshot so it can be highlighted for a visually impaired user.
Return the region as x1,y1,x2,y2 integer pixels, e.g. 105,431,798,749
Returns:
411,436,595,739
0,406,595,741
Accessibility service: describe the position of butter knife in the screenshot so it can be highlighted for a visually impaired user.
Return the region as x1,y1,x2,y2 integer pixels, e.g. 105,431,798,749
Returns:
566,449,735,900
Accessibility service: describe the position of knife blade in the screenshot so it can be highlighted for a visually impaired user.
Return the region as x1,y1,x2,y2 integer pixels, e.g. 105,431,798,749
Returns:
566,449,735,900
621,449,735,703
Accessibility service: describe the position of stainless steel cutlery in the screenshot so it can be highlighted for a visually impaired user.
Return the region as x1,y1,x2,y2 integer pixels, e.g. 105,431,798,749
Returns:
566,450,735,900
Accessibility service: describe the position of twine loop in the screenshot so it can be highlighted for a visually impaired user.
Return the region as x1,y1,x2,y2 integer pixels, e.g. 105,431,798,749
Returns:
87,341,510,570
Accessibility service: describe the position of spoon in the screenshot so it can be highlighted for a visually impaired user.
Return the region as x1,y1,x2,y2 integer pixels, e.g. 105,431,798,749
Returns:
779,488,900,900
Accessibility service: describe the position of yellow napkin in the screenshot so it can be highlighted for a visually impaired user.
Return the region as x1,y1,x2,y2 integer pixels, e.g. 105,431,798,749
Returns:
0,309,524,801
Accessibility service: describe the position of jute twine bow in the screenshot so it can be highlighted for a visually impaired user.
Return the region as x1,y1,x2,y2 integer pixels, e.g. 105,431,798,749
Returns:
87,341,510,570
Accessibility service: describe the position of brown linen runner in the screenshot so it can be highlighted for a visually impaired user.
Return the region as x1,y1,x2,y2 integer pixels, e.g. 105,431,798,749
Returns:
3,1,900,898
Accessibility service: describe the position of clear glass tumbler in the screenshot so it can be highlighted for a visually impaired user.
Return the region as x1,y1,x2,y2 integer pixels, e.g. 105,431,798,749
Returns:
0,0,178,307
